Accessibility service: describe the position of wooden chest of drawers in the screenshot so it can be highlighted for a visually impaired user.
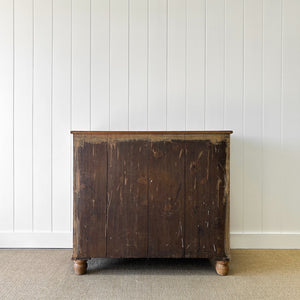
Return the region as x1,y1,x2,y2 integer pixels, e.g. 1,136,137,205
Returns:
72,131,232,275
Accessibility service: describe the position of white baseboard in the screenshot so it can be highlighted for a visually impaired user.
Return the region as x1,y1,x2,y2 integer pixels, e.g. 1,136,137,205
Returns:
231,233,300,249
0,232,72,248
0,232,300,249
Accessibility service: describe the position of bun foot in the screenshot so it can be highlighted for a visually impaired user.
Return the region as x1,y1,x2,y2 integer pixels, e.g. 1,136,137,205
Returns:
215,260,229,276
74,260,87,275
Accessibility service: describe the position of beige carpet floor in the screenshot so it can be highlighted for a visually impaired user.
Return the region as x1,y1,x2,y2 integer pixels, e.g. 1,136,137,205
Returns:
0,249,300,300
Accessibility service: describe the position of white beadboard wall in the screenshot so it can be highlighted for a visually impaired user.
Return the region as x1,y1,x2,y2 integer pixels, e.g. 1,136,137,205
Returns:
0,0,300,249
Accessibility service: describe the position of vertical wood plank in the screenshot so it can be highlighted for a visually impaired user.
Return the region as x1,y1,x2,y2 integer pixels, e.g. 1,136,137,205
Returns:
73,137,107,258
107,138,148,257
110,0,129,130
14,0,33,231
148,139,185,258
224,0,244,232
72,0,90,130
185,140,210,257
186,0,205,130
262,0,282,232
185,139,228,259
0,0,14,231
167,0,186,130
148,0,167,130
128,0,148,130
281,0,300,232
243,0,263,232
205,0,225,130
91,0,109,130
52,0,71,231
32,0,52,231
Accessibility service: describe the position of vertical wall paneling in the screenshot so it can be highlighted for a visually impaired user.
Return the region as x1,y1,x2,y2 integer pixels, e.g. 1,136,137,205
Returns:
224,0,244,232
186,0,205,130
148,0,167,130
2,0,300,247
72,0,91,130
128,0,148,130
243,0,263,232
91,0,110,130
52,0,71,232
281,0,300,232
166,0,186,130
32,0,52,231
205,0,225,130
110,0,129,130
262,0,282,232
14,0,33,231
0,0,14,231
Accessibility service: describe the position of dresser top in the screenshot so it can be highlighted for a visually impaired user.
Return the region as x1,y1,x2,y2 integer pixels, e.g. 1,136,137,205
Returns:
71,130,233,135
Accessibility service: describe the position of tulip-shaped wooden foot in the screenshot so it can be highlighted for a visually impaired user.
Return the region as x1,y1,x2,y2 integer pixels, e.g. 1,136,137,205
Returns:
215,260,229,276
74,260,87,275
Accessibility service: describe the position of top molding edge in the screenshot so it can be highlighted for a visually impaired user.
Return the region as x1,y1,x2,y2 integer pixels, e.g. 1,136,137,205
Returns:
71,130,233,135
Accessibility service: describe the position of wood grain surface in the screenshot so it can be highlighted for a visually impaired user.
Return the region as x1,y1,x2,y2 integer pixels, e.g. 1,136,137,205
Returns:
72,132,231,263
106,139,148,257
148,140,185,258
185,140,228,259
73,137,107,259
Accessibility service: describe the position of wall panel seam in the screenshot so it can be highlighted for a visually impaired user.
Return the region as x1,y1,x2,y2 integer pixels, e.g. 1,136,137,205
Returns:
128,0,130,130
70,0,73,232
108,0,111,130
204,0,207,130
50,0,54,233
32,0,34,232
223,0,226,129
13,0,15,233
261,0,265,233
146,0,149,131
242,0,245,233
166,0,168,130
89,0,92,130
184,0,187,131
279,0,284,234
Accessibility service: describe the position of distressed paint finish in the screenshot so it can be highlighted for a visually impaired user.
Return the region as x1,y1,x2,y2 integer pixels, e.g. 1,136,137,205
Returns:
106,138,148,257
185,139,229,260
148,139,185,258
73,136,107,259
72,131,231,267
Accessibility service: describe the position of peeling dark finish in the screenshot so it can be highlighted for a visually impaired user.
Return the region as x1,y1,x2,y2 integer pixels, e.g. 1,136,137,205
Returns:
73,140,107,259
106,140,148,257
72,131,231,268
185,140,229,260
148,140,185,258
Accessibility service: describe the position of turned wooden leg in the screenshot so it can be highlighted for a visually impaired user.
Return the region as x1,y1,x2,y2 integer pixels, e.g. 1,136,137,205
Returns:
215,260,229,276
74,260,87,275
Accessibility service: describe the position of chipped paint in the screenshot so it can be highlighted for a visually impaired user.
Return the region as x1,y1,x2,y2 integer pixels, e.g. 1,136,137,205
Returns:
197,151,203,160
179,148,184,159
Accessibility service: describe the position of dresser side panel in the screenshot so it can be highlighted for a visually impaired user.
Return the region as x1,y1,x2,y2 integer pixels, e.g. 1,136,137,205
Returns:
224,138,230,259
185,137,229,260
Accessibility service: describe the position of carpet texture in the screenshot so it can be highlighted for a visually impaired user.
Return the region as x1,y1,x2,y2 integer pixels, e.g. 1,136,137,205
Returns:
0,249,300,299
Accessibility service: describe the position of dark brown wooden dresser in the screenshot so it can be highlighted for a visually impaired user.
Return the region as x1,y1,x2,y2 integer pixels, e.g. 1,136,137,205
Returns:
71,131,232,275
